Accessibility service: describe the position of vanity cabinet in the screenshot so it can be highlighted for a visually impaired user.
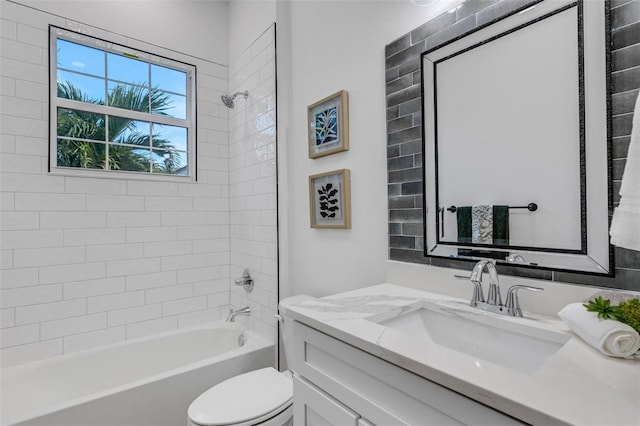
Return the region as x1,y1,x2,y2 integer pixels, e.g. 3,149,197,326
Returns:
293,375,360,426
290,321,525,426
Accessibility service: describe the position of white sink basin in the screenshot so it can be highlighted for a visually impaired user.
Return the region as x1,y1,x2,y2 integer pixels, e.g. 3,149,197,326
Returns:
371,300,570,374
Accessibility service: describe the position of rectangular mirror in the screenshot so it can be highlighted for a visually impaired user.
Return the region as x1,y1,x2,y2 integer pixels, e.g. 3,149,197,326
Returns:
422,0,612,274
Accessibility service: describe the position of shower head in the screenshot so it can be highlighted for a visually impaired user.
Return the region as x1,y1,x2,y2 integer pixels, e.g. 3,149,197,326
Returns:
221,90,249,109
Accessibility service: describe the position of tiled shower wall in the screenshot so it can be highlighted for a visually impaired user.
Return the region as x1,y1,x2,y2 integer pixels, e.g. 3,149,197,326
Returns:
385,0,640,291
228,26,278,342
0,2,231,366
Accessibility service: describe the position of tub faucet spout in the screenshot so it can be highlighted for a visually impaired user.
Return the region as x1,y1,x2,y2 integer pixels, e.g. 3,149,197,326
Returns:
226,306,251,322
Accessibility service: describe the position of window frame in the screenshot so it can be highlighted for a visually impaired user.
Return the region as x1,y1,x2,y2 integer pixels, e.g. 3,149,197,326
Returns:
49,26,197,181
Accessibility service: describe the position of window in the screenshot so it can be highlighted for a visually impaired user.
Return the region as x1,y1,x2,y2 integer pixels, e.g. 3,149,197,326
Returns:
49,27,196,179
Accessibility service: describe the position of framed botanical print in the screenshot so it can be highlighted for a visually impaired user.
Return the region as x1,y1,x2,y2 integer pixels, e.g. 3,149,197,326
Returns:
309,169,351,229
307,90,349,159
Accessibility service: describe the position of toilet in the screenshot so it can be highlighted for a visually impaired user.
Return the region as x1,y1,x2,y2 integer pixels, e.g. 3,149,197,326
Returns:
188,296,308,426
187,367,293,426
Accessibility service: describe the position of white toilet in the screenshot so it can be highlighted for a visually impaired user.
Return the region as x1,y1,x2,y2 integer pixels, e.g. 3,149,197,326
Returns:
187,296,307,426
187,367,293,426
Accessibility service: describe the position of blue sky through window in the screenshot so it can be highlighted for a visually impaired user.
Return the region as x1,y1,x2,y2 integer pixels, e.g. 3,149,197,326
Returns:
152,64,186,95
57,39,105,77
108,53,148,84
153,124,187,151
157,91,187,119
57,38,187,119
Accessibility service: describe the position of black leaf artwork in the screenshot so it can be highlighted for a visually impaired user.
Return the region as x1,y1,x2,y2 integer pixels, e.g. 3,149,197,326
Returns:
318,183,340,218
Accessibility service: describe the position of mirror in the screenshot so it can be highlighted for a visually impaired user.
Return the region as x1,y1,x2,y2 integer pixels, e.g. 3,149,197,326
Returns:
422,0,612,274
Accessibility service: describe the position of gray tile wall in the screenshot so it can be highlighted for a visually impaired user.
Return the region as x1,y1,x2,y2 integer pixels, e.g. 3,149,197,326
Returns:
385,0,640,291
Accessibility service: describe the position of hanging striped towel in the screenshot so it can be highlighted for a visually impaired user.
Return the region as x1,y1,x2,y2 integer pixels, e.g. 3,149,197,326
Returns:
472,205,493,244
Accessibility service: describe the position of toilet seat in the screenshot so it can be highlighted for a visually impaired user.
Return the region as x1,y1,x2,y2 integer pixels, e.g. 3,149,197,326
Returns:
188,367,293,426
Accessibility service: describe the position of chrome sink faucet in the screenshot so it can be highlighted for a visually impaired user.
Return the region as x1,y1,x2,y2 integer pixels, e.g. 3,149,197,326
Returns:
464,260,543,317
470,260,501,307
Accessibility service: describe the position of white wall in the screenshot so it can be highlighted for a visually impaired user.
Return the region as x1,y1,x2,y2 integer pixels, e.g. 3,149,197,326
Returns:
228,0,276,66
0,0,231,366
9,0,228,64
277,0,466,298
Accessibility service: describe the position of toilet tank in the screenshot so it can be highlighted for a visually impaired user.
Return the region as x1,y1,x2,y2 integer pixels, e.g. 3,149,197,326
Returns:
278,295,313,369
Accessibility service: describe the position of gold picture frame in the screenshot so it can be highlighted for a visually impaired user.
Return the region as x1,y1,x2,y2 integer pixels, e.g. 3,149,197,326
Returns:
307,90,349,159
309,169,351,229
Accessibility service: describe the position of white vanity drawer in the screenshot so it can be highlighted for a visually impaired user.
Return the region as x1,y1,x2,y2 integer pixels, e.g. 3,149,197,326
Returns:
291,321,525,426
293,375,359,426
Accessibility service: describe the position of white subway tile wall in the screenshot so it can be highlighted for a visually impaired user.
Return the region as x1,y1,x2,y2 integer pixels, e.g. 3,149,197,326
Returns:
0,1,259,366
228,26,278,343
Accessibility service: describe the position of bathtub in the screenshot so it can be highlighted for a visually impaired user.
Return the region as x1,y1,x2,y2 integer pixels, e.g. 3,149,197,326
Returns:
0,322,274,426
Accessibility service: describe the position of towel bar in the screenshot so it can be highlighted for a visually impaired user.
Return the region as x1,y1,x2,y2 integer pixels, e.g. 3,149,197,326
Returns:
446,203,538,213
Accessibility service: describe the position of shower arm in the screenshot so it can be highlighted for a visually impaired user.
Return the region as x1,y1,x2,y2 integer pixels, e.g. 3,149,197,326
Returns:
232,91,249,99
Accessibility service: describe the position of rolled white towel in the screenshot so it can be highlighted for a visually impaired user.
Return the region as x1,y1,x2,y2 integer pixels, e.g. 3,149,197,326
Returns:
558,303,640,359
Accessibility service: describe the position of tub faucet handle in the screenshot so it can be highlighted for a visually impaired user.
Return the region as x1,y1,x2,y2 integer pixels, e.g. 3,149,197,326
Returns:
234,268,253,293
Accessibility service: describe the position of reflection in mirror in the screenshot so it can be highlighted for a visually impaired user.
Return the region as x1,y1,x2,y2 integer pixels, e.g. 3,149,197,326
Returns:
422,0,611,274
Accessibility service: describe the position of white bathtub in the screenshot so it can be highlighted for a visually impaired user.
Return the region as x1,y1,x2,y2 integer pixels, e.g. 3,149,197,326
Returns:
0,322,274,426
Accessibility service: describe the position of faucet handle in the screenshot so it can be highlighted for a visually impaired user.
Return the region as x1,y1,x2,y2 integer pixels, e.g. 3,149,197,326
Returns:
485,262,501,306
464,279,485,307
504,285,543,317
487,282,502,306
234,268,253,293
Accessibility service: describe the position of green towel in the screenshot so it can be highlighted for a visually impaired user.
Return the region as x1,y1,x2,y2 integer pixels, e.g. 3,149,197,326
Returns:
456,206,472,244
492,205,509,246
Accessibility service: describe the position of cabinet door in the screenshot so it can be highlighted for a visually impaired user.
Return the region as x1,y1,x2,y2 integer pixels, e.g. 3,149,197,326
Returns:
293,375,359,426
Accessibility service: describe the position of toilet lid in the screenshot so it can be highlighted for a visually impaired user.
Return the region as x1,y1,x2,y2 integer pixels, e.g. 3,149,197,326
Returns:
188,367,293,426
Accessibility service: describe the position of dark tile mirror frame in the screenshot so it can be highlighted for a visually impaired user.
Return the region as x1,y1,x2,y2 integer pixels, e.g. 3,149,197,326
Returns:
385,0,640,291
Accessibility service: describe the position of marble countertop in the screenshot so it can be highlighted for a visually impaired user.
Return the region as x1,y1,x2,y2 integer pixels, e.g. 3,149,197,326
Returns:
280,284,640,426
